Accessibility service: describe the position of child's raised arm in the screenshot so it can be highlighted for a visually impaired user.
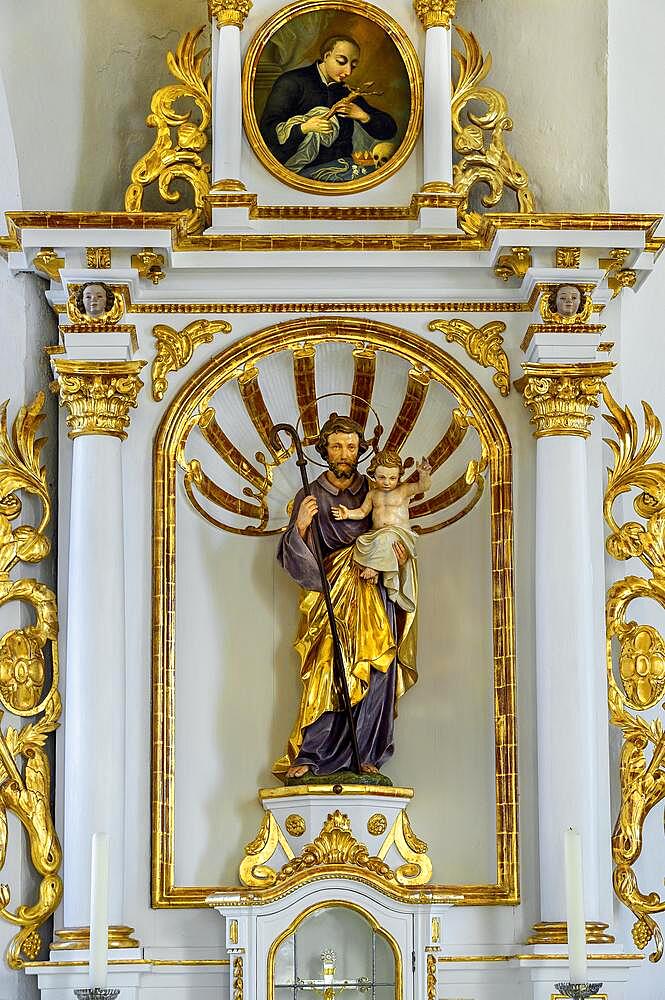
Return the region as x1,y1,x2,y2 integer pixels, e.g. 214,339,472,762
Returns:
403,458,433,498
331,492,374,521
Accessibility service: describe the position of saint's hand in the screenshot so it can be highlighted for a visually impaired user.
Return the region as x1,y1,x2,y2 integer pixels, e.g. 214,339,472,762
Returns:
301,115,334,135
331,505,349,520
296,496,319,536
393,541,409,567
332,100,370,123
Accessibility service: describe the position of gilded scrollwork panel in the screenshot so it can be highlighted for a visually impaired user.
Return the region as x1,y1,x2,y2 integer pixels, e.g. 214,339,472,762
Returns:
0,393,62,967
603,385,665,962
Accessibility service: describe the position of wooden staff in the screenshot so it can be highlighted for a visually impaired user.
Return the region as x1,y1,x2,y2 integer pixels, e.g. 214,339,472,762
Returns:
271,422,362,776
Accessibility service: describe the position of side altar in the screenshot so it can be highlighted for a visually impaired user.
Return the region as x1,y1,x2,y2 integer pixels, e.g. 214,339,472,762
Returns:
0,1,663,999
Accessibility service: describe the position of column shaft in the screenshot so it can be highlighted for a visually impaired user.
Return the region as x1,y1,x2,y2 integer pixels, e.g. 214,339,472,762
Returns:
423,25,454,187
212,24,243,185
535,435,599,922
63,435,126,928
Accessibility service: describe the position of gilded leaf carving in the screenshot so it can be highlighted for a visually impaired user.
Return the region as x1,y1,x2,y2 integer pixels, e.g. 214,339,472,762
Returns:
125,27,212,235
430,318,510,396
0,393,62,967
603,385,665,962
451,27,535,236
152,319,232,401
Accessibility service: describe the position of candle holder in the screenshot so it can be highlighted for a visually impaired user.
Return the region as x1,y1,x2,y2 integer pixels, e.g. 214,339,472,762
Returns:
73,990,120,999
554,983,603,1000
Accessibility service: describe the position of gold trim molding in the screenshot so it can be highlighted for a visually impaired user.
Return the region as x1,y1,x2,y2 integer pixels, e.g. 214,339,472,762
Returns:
152,317,517,908
414,0,456,29
152,320,232,401
0,394,62,968
52,360,146,440
528,921,614,946
51,926,140,951
430,318,510,396
516,363,614,439
2,210,662,257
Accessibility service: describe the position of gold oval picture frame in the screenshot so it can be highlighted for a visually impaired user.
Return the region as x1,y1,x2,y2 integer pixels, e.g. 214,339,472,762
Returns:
242,0,423,195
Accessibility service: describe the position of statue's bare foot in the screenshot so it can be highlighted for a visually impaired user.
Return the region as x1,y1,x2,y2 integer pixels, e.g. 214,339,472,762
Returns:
360,762,380,774
360,567,379,581
286,764,311,779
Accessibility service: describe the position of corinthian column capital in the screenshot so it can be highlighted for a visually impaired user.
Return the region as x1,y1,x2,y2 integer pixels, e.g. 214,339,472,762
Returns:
52,359,146,440
209,0,252,29
414,0,456,29
516,362,614,439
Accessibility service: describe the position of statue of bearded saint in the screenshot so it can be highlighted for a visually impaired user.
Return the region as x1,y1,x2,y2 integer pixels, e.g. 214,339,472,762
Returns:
273,414,418,782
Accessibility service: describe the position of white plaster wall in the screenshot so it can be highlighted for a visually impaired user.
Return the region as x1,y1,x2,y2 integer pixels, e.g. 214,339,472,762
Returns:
457,0,609,212
607,2,665,997
0,67,57,1000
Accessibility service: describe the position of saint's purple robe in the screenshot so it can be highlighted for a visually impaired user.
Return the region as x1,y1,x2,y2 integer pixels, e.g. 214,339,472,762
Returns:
277,471,398,774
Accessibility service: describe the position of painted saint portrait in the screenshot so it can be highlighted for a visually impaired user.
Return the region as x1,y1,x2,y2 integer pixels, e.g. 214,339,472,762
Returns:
243,1,422,194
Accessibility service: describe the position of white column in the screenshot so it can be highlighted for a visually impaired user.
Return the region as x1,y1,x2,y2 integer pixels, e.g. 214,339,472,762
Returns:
535,433,598,923
63,434,126,929
519,354,614,946
423,24,454,187
212,24,243,186
209,0,251,190
52,349,144,951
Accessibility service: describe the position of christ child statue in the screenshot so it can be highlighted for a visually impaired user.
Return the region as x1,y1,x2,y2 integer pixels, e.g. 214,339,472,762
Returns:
332,449,432,613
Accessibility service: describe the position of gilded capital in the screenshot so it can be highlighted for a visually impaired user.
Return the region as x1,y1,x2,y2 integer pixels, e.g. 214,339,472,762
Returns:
52,360,146,440
209,0,252,29
414,0,456,29
516,363,614,439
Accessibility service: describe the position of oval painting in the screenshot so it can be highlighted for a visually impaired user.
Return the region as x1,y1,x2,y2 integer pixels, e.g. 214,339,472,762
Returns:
243,0,423,194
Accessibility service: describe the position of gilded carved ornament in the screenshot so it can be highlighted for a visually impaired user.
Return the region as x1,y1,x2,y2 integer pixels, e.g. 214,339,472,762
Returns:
125,27,211,236
603,386,665,962
32,249,64,283
414,0,456,30
0,393,63,967
209,0,252,29
52,360,146,440
556,247,581,269
426,953,437,1000
232,955,244,1000
599,249,637,299
516,363,614,439
494,246,532,282
131,248,166,285
451,28,535,236
239,809,432,899
151,319,232,401
85,247,112,269
430,318,510,397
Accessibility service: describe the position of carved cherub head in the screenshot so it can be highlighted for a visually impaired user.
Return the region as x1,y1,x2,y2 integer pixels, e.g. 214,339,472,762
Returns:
549,283,585,317
76,282,115,318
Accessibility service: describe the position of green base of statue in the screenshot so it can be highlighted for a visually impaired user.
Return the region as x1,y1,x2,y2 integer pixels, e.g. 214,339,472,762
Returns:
284,769,393,787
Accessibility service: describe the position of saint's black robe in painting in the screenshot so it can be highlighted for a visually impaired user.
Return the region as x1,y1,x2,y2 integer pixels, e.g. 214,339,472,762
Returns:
259,62,397,170
274,471,417,777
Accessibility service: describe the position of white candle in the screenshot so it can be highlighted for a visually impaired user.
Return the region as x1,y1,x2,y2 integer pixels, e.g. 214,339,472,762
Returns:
564,827,587,984
89,832,110,988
